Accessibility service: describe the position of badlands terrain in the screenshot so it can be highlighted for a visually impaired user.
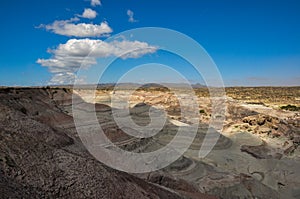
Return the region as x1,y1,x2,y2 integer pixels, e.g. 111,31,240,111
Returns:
0,86,299,198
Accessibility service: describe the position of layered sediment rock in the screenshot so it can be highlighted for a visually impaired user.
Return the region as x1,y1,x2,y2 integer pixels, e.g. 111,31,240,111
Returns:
1,87,300,198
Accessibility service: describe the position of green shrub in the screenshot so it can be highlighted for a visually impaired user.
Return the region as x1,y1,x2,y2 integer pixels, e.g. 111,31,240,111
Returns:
280,104,300,111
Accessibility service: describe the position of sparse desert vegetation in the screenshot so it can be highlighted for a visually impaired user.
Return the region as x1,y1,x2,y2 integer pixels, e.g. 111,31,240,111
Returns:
281,104,300,111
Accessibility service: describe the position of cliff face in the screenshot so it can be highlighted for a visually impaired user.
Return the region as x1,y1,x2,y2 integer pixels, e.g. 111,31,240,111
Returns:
0,88,189,198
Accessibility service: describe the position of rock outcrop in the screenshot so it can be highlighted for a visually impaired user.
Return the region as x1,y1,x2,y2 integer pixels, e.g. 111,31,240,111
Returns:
1,87,300,199
0,88,198,198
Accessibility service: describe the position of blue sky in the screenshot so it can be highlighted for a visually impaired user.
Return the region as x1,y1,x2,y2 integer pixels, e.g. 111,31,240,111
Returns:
0,0,299,86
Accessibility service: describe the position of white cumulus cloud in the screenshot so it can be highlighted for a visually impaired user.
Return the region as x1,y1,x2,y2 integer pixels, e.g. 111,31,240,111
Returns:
41,18,112,37
127,10,138,23
81,8,97,19
91,0,101,6
37,39,157,84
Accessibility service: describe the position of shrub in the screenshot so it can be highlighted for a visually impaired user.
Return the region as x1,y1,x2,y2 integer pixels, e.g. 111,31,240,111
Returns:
280,104,300,111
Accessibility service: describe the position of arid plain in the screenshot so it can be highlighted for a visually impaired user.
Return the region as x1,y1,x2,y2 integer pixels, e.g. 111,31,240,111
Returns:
0,86,299,198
